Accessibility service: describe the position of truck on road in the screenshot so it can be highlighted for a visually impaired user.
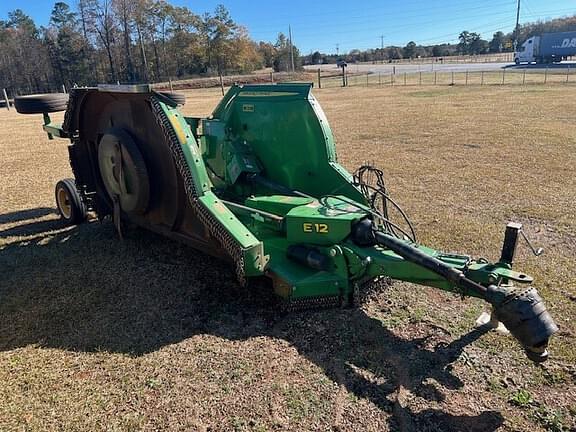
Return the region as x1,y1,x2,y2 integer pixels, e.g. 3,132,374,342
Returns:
514,31,576,64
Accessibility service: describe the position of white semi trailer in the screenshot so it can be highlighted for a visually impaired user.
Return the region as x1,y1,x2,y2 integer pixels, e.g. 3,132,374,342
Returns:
514,31,576,65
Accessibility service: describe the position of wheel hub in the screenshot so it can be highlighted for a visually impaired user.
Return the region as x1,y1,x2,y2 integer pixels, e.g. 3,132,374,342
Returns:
97,128,150,215
56,187,72,219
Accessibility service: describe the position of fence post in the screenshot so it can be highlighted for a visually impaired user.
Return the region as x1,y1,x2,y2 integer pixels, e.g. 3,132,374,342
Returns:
404,72,407,86
391,72,394,86
523,69,526,85
366,73,369,87
481,71,484,86
465,70,468,86
567,66,570,83
317,69,321,88
379,72,381,85
271,71,274,83
451,71,454,85
419,71,422,86
501,69,505,85
544,67,548,84
169,77,174,92
218,71,225,96
434,71,437,85
2,88,9,111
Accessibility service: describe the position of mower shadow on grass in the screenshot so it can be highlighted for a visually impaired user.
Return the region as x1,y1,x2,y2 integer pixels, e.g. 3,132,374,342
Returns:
0,207,56,224
0,207,64,239
0,221,503,431
0,218,68,238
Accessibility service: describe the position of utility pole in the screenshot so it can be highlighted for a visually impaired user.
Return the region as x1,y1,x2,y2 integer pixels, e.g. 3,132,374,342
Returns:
380,35,384,63
336,43,339,57
289,25,295,73
514,0,521,51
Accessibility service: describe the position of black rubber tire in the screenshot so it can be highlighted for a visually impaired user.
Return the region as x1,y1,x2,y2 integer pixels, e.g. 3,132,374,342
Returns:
55,178,87,225
158,91,186,105
14,93,68,114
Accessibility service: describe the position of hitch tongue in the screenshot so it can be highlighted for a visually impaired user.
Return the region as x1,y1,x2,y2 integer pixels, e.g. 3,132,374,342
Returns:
374,232,557,362
351,219,558,363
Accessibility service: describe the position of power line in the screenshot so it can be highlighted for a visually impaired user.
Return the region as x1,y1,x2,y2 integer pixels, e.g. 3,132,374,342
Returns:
251,8,512,41
243,0,516,28
244,0,574,55
319,16,516,52
249,5,574,45
413,19,516,45
249,0,517,35
332,14,518,48
269,6,574,53
521,0,536,17
383,7,573,45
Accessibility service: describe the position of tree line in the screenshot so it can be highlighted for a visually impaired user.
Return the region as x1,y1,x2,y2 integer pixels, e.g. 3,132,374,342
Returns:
2,3,574,94
303,14,576,65
0,1,300,95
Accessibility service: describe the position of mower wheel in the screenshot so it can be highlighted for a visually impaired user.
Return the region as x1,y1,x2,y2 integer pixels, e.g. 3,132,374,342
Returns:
14,93,68,114
158,91,186,105
98,129,150,215
55,179,87,224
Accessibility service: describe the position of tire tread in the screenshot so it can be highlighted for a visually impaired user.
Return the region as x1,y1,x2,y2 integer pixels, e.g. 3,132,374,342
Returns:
15,93,68,114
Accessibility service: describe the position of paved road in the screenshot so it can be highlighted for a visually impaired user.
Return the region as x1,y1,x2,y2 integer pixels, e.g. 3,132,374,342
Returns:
306,61,576,75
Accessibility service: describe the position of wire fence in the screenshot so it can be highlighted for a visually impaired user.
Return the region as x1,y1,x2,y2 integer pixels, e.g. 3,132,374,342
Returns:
349,52,516,67
316,67,575,89
3,66,573,109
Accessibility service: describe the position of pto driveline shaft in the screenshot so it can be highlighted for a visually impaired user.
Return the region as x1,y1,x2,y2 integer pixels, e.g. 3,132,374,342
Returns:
351,217,488,298
373,231,488,298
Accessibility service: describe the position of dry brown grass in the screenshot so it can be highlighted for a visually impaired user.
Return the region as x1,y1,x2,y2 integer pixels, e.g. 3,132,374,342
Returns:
0,85,575,432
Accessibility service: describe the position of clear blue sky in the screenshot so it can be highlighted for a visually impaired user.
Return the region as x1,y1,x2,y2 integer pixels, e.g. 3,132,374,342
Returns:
0,0,573,53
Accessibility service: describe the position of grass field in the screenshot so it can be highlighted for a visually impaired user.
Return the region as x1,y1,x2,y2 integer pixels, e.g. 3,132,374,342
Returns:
1,84,575,431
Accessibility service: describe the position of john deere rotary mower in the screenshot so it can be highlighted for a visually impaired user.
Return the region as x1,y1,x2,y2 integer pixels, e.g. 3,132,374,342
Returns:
15,83,557,362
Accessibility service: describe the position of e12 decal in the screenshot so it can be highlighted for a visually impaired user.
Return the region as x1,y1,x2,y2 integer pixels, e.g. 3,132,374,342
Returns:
303,223,329,233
